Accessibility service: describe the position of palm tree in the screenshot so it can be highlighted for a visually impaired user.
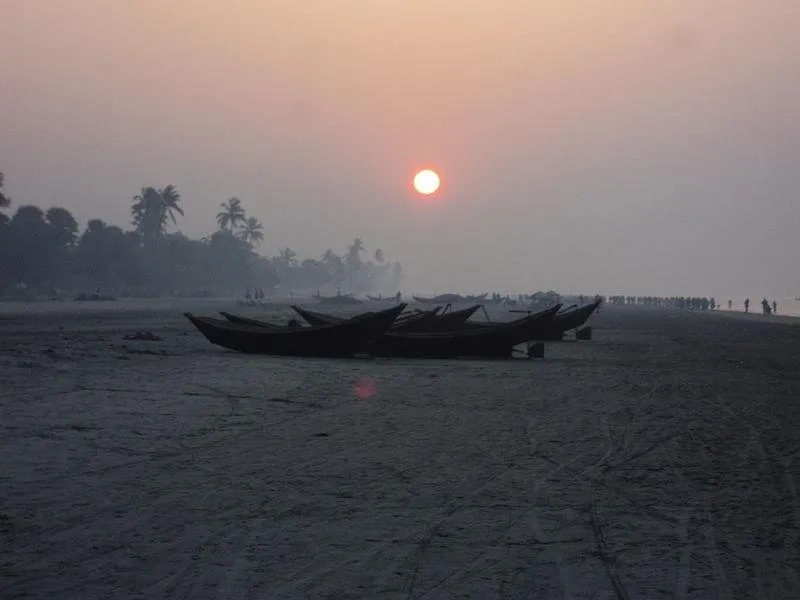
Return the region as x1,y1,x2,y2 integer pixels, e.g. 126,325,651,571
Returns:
321,249,339,265
277,247,297,268
346,237,364,266
237,217,264,246
216,197,246,231
131,185,183,245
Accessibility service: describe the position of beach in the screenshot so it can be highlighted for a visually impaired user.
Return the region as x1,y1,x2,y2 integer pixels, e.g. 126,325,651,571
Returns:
1,301,799,599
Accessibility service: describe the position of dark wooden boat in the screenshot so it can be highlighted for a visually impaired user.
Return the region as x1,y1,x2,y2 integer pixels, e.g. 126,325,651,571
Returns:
459,304,562,344
538,299,602,340
366,309,552,359
220,307,419,329
371,328,515,359
185,303,406,356
426,304,482,331
289,305,441,331
292,303,479,333
218,311,285,328
370,305,563,359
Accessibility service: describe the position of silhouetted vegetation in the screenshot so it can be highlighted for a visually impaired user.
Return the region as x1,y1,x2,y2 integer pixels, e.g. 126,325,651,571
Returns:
0,172,403,300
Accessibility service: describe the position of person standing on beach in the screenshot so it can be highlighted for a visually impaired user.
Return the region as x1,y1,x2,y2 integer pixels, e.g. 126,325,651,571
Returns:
744,298,750,313
728,299,732,311
773,300,778,315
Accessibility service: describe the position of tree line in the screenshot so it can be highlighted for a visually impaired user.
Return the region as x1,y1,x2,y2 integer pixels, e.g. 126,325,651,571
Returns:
0,172,403,299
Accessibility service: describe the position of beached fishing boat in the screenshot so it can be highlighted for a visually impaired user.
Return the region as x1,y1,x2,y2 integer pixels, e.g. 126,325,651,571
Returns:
537,298,602,340
218,312,285,328
185,303,406,356
458,304,562,344
222,306,438,331
288,305,441,331
216,304,560,359
292,303,481,332
370,327,516,359
314,292,362,305
412,293,465,304
368,308,559,358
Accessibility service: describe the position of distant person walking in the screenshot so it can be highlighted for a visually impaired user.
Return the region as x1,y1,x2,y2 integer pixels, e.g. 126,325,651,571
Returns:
744,298,750,313
772,300,777,315
728,299,732,311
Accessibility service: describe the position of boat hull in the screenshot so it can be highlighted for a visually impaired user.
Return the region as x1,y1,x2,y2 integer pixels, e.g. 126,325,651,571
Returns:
186,304,406,357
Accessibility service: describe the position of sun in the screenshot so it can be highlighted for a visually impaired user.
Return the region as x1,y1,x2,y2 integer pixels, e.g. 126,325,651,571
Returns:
413,169,441,195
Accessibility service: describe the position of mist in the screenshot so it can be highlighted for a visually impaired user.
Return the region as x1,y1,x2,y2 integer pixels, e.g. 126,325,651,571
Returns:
1,0,798,298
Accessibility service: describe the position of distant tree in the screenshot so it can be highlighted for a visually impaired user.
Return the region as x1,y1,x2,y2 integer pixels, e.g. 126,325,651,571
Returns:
46,207,79,248
78,219,142,286
321,249,344,282
7,205,55,286
276,247,297,269
0,182,407,299
131,185,183,245
0,172,10,210
206,230,258,289
0,172,10,229
216,197,246,231
237,216,264,246
346,237,364,267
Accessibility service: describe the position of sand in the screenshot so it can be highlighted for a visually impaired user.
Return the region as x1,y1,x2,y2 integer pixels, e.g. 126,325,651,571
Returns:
1,301,799,599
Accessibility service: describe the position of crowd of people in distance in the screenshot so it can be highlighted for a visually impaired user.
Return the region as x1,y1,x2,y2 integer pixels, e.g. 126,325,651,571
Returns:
607,295,781,315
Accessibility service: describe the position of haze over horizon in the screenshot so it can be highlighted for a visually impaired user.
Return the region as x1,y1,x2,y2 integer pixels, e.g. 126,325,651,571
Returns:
1,0,798,298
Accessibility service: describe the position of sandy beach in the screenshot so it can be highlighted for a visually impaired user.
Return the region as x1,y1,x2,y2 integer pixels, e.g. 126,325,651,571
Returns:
1,301,799,599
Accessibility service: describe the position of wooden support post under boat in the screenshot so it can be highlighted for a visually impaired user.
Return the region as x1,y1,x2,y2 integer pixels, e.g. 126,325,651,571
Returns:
528,342,545,358
514,342,545,359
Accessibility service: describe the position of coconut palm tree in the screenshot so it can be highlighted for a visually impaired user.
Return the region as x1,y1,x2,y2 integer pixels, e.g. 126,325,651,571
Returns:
131,185,183,245
216,197,246,231
346,237,364,267
277,247,297,268
237,216,264,246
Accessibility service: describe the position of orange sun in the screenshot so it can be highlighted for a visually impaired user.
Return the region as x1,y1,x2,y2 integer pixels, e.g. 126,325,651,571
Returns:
413,169,441,195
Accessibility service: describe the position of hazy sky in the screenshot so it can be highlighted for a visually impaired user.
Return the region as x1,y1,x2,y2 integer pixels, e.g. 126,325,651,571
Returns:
1,0,798,296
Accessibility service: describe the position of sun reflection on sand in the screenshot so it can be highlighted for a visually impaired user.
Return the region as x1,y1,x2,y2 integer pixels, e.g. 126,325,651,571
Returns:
353,376,378,400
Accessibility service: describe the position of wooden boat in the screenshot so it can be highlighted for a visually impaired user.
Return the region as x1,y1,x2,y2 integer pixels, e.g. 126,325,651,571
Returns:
458,304,563,344
366,294,399,302
412,293,464,304
371,328,515,359
314,292,362,305
367,309,559,359
185,303,406,357
288,305,441,331
292,303,479,333
538,299,602,340
218,311,285,328
426,304,482,331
